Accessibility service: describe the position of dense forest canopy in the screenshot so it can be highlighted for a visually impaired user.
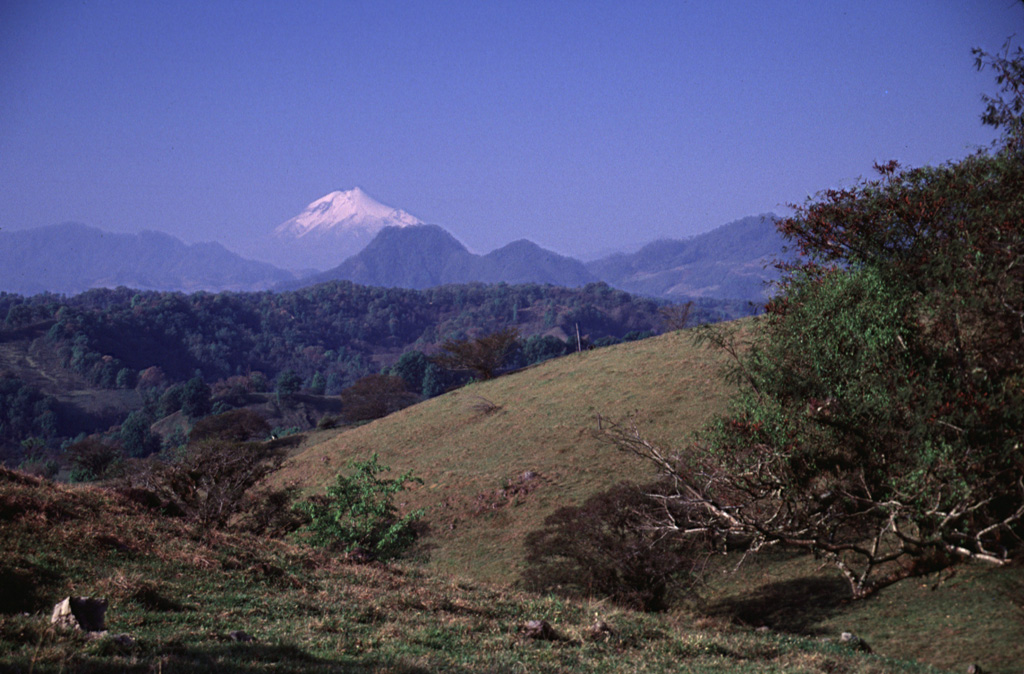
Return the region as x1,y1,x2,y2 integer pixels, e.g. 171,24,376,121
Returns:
2,281,752,388
0,280,754,464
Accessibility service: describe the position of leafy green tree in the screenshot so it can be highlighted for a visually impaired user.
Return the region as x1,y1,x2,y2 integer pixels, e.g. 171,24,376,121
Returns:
115,367,135,390
0,375,58,447
308,371,326,395
324,372,344,396
611,44,1024,599
157,384,185,417
296,454,425,561
388,350,451,398
420,364,447,399
519,335,569,365
276,369,302,398
180,376,212,420
119,409,161,458
388,350,431,393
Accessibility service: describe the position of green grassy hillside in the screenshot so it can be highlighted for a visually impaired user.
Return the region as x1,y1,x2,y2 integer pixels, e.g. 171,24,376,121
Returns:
274,324,1024,673
274,327,737,583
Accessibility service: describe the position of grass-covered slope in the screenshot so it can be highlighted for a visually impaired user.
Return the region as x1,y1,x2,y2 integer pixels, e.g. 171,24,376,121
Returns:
273,328,737,583
275,324,1024,673
0,467,940,674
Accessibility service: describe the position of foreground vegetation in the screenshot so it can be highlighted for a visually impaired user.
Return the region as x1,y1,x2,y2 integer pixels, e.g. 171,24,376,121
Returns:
0,467,969,674
602,38,1024,602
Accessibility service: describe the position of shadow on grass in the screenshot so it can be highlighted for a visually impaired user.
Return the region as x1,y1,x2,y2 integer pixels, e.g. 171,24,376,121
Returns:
20,643,464,674
704,575,852,635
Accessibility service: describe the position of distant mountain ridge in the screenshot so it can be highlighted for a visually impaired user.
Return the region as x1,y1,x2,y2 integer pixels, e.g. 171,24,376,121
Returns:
0,223,294,296
586,214,787,301
1,207,788,302
290,225,598,290
292,214,787,301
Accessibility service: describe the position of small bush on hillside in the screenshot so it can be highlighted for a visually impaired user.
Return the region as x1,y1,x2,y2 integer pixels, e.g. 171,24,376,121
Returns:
522,481,708,611
188,409,270,444
295,454,425,561
235,484,308,537
317,414,340,430
66,437,125,482
124,411,299,528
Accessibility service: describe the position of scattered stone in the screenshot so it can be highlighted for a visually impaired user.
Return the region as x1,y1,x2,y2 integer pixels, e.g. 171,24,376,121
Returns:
522,619,560,641
108,633,135,648
588,619,614,641
839,631,872,653
51,597,108,632
112,633,134,646
229,630,254,642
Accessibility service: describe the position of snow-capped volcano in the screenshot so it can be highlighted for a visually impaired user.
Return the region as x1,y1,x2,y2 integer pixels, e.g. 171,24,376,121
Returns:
242,187,425,272
273,187,423,239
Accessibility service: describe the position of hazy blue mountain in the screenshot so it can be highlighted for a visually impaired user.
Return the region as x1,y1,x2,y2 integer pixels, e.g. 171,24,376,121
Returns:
292,225,598,290
0,223,294,295
479,239,596,285
586,214,788,301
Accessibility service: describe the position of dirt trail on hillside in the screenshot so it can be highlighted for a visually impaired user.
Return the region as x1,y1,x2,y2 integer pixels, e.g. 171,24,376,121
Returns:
0,330,87,395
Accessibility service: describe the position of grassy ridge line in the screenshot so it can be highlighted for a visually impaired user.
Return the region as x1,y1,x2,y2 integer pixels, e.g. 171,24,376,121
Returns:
273,327,740,583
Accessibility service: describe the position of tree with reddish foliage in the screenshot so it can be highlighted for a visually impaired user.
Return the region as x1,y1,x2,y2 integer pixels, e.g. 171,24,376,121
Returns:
431,327,519,381
339,374,419,423
610,44,1024,598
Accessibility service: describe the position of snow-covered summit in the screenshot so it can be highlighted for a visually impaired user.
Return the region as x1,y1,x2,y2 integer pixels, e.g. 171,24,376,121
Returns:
274,187,423,239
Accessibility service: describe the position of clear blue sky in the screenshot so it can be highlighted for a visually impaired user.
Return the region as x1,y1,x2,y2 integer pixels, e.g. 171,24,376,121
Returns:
1,1,1021,259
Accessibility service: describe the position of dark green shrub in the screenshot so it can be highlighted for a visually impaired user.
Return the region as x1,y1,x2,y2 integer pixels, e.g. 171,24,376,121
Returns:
66,437,124,482
180,376,212,420
123,434,293,529
523,481,706,611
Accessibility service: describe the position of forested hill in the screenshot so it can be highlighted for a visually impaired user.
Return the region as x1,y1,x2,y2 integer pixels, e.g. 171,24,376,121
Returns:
0,282,753,454
0,278,753,462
